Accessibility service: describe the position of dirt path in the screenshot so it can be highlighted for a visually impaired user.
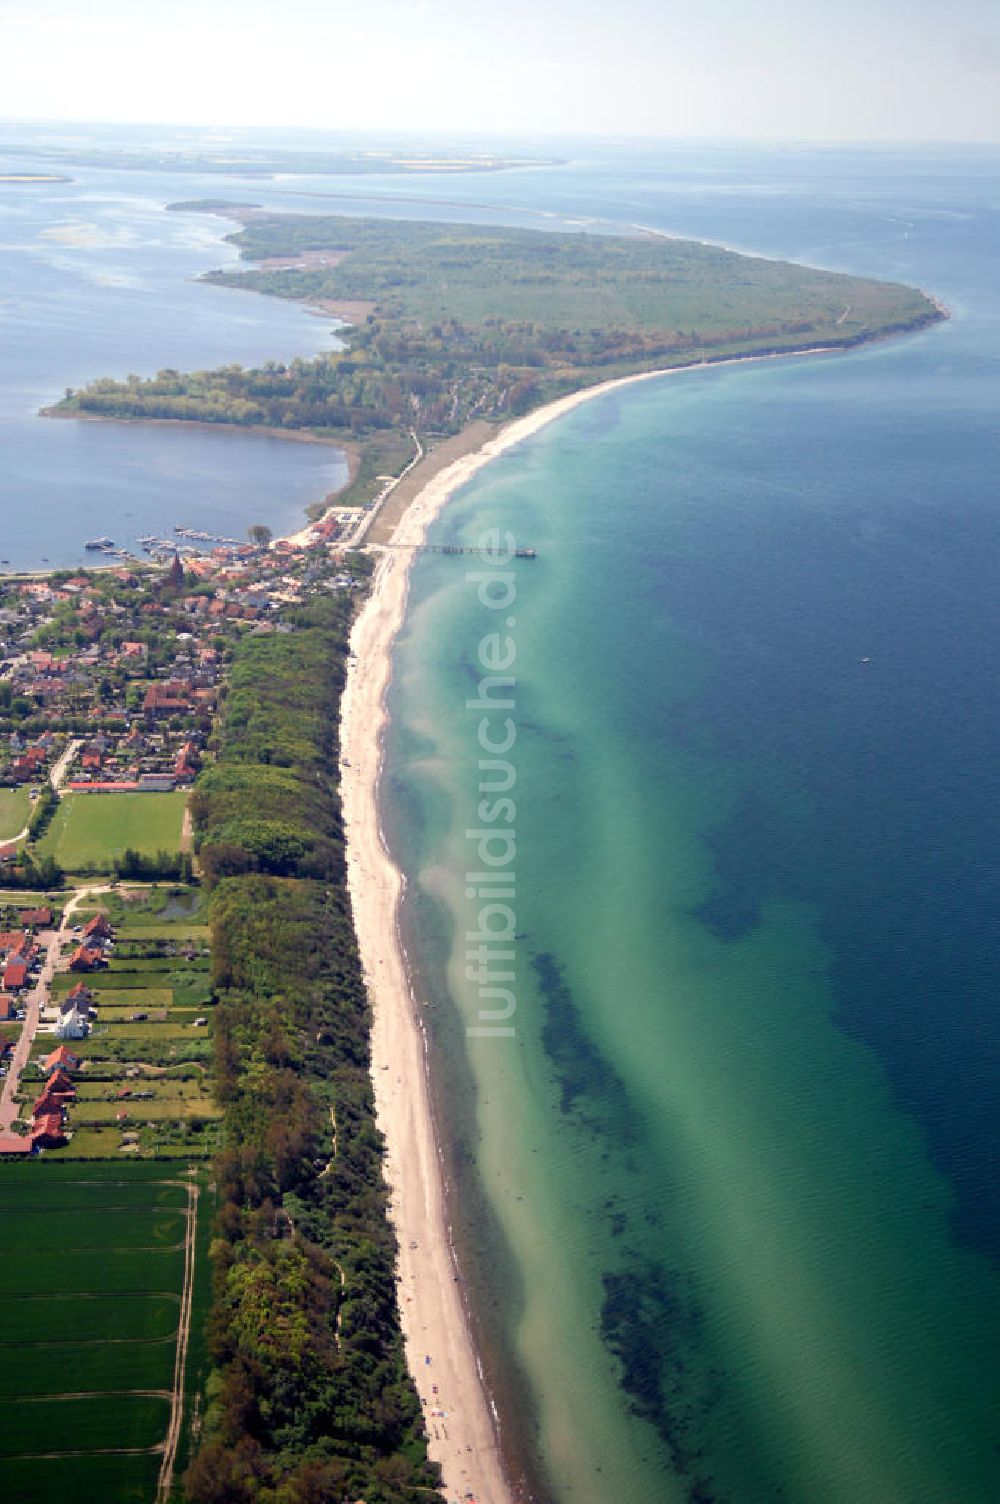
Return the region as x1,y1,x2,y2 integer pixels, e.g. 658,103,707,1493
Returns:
317,1105,338,1177
19,1388,172,1401
156,1174,199,1504
11,1445,164,1459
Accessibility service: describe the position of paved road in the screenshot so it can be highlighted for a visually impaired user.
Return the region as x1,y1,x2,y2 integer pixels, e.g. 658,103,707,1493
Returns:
0,883,107,1133
6,737,82,846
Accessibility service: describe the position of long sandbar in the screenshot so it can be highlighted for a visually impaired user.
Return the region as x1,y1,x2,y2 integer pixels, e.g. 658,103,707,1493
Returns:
337,344,895,1502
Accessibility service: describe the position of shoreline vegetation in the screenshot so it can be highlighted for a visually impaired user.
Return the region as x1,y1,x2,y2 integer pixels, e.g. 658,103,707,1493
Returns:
38,204,947,1501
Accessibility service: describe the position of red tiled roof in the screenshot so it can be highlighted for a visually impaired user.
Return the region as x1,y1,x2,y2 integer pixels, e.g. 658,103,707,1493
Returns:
42,1046,81,1073
3,960,28,990
31,1114,67,1145
19,908,52,928
69,946,104,971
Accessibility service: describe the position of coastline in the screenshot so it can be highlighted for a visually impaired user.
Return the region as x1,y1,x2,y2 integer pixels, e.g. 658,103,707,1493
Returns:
41,403,360,456
337,343,874,1502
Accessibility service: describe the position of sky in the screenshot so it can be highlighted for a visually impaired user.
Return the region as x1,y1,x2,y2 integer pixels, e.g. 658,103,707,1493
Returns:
1,0,998,142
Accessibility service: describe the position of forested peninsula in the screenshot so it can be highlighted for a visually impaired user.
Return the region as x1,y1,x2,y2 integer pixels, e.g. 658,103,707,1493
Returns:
52,207,944,508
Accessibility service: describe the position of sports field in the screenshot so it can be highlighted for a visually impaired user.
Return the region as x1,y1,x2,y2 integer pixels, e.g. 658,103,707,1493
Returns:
0,1161,211,1504
0,786,29,840
34,792,186,872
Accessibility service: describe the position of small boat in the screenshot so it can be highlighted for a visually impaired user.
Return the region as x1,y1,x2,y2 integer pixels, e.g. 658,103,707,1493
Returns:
85,537,114,550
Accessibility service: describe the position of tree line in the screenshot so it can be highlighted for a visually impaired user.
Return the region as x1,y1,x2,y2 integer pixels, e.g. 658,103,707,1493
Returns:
185,588,440,1503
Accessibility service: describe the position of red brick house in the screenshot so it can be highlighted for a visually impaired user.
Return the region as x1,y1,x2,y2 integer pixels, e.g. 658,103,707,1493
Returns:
46,1070,77,1100
144,681,190,717
3,959,29,991
19,907,52,929
41,1045,82,1075
31,1113,67,1149
69,946,105,972
33,1090,66,1118
82,914,114,942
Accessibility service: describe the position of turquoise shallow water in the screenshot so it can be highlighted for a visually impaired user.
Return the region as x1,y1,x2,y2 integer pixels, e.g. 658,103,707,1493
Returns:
384,153,1000,1503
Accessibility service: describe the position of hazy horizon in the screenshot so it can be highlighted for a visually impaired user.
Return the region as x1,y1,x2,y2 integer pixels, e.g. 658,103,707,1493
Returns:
1,0,998,144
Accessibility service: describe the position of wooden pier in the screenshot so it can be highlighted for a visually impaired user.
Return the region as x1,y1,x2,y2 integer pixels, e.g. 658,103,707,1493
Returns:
381,542,537,558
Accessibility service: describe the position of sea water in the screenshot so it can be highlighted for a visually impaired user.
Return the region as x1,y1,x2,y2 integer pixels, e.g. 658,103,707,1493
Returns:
384,147,1000,1502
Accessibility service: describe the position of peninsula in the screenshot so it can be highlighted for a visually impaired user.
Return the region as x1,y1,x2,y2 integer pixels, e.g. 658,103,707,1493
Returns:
52,206,944,513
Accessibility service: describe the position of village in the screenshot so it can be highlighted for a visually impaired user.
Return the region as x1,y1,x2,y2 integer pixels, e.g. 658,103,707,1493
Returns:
1,510,363,774
0,507,369,1158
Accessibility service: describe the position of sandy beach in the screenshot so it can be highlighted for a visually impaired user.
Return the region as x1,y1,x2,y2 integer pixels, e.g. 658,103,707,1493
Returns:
337,349,852,1502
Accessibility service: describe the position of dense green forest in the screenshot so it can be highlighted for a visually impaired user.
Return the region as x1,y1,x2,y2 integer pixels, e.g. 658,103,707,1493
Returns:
185,578,440,1504
54,210,943,507
213,213,935,338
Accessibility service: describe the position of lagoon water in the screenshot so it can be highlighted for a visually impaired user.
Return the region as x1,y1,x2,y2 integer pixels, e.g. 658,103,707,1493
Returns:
4,130,1000,1501
0,154,347,567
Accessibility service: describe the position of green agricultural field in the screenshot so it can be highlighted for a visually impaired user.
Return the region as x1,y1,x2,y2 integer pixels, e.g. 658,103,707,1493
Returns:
0,1333,175,1400
0,1168,187,1208
2,1244,182,1292
0,1452,161,1504
0,1393,171,1457
12,1292,179,1344
0,1165,208,1500
35,791,187,872
0,786,29,840
4,1205,186,1250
